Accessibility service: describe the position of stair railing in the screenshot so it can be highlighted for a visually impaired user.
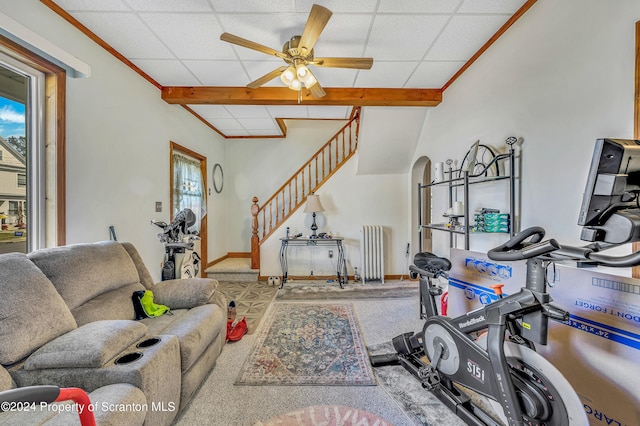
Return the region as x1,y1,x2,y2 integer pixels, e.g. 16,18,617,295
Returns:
250,109,360,269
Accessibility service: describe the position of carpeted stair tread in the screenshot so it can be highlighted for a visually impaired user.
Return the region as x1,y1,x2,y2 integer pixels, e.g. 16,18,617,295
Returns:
206,258,258,282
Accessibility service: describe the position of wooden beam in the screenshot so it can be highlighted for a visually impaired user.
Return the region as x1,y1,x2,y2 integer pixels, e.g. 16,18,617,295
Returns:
161,86,442,107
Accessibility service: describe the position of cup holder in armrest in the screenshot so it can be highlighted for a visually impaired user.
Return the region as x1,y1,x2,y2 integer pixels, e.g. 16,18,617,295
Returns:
136,337,161,349
115,352,143,365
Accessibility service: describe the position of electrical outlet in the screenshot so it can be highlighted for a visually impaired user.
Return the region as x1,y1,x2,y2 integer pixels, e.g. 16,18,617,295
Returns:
328,250,333,258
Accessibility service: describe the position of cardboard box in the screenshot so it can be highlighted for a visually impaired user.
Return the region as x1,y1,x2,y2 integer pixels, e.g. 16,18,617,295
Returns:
447,249,640,426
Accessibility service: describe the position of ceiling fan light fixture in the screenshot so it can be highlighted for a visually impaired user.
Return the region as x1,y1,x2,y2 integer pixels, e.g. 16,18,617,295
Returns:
302,71,317,88
280,65,296,86
289,78,302,91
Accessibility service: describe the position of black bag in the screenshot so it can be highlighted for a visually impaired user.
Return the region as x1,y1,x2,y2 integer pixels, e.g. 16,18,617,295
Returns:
162,260,175,281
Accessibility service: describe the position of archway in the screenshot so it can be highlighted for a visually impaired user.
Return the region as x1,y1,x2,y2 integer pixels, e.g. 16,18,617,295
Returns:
410,156,432,257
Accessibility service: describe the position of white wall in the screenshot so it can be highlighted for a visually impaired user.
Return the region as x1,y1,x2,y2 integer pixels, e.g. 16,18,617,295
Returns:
258,156,410,278
227,116,412,278
2,0,227,280
415,0,640,260
226,119,346,253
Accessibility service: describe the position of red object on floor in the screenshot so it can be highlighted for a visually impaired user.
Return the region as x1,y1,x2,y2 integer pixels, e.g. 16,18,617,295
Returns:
228,317,248,341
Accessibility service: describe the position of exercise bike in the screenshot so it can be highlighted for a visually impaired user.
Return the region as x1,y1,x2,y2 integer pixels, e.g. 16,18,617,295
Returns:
373,226,593,426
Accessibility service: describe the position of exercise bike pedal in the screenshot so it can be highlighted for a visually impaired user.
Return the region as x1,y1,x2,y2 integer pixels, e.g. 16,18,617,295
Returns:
418,364,441,390
508,334,527,345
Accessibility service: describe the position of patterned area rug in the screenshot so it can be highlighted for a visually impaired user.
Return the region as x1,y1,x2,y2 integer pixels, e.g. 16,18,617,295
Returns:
253,405,393,426
235,302,376,386
277,280,418,301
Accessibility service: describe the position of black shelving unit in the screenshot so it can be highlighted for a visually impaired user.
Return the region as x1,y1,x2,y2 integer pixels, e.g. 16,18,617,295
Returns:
418,144,518,251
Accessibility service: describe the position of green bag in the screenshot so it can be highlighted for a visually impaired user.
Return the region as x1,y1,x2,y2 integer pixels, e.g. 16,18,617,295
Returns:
132,290,170,319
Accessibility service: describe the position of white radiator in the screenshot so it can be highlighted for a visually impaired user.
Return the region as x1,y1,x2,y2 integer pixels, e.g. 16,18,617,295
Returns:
360,225,385,283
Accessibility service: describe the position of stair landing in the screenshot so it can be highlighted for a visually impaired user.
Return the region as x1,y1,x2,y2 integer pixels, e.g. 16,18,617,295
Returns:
205,258,259,282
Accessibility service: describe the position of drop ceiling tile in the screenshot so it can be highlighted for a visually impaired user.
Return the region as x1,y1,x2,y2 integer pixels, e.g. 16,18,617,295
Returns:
141,13,234,60
457,0,527,14
354,61,418,88
425,15,509,60
183,60,250,85
306,106,349,118
212,118,244,130
377,0,461,14
54,0,130,11
365,15,449,60
123,0,213,12
244,60,288,87
131,59,200,86
311,14,373,58
295,0,377,13
225,106,271,118
217,14,308,60
406,61,466,87
211,0,293,13
189,105,233,119
240,118,278,130
311,67,358,87
267,106,310,118
71,12,174,59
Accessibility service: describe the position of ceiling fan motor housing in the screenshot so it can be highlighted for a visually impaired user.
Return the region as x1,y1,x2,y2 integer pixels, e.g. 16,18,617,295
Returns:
283,36,314,61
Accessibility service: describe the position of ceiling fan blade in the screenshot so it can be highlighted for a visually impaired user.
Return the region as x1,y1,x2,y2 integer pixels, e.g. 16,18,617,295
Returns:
308,81,326,98
298,4,333,55
247,66,288,89
313,57,374,69
220,32,287,59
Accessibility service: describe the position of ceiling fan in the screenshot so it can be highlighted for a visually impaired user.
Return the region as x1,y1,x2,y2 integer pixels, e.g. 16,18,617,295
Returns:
220,4,373,98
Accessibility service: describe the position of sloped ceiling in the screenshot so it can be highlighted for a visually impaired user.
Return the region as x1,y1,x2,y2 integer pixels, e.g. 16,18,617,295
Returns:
43,0,535,138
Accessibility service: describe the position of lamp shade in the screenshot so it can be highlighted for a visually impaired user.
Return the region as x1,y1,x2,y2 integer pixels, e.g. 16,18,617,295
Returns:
304,194,324,213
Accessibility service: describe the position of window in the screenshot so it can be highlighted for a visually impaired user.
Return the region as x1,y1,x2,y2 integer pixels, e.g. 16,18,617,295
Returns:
0,36,66,253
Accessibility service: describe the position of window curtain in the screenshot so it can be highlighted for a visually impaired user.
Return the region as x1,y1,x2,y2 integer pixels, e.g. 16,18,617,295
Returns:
173,153,206,233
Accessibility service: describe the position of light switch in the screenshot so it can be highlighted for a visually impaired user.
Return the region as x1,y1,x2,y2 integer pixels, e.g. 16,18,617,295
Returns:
155,202,162,212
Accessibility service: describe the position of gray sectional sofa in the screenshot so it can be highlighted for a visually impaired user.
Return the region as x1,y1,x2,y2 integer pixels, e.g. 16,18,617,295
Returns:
0,241,227,425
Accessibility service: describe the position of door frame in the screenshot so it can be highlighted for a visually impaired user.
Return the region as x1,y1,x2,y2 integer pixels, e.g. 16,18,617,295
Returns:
170,141,208,275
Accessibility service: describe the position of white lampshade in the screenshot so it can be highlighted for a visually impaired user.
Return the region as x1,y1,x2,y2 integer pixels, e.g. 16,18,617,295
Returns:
304,194,324,213
280,65,296,86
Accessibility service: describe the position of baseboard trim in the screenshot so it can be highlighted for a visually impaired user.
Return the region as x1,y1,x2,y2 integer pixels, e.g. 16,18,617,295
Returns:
228,252,250,258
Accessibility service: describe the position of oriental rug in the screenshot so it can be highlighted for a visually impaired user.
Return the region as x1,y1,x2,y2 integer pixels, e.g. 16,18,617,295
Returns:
235,302,376,386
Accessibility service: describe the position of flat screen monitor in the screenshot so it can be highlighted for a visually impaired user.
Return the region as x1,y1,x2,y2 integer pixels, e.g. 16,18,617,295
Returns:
578,138,640,243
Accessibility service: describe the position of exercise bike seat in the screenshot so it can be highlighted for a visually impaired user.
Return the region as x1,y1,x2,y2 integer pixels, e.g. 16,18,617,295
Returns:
413,252,452,275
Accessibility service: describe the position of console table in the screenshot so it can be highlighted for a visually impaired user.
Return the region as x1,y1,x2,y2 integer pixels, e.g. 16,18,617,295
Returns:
279,237,348,288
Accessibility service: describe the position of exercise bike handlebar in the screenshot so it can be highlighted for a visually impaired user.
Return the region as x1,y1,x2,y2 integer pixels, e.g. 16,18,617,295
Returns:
488,226,560,261
489,226,640,267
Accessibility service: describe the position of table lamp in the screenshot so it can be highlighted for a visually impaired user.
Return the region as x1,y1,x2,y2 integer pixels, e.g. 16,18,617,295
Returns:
304,193,325,238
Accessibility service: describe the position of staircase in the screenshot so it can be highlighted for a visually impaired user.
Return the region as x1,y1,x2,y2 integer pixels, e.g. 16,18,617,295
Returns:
205,258,259,282
250,109,361,269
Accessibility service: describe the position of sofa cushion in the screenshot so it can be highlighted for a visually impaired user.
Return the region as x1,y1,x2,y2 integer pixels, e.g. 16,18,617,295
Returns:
24,320,148,370
28,241,141,310
0,253,77,365
141,304,223,372
0,365,14,391
152,278,216,309
71,282,146,326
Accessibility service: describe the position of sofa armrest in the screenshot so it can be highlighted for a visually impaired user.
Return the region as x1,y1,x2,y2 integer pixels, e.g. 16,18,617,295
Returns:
152,278,220,309
24,321,147,370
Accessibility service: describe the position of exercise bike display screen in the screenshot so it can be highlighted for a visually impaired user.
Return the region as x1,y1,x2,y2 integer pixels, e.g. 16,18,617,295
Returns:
579,138,640,243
